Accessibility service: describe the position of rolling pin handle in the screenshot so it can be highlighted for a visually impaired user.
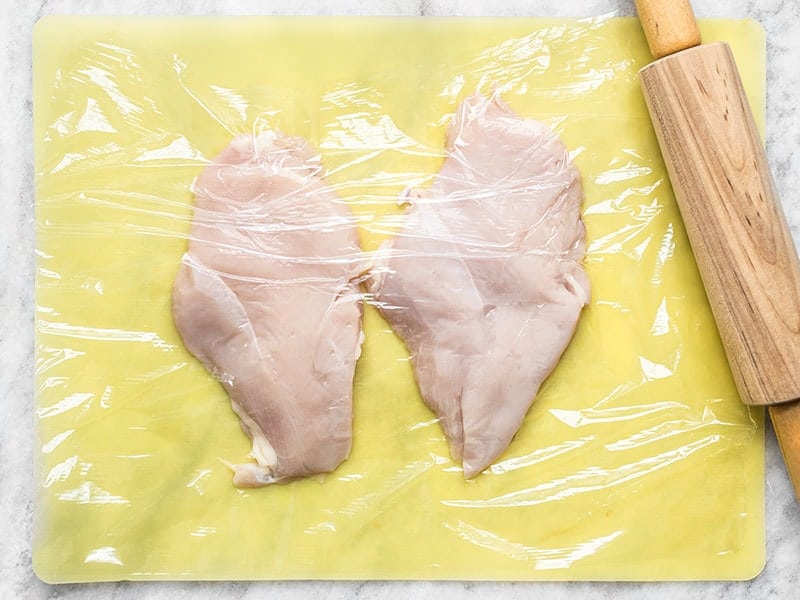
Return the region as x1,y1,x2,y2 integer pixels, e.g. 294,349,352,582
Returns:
634,0,702,59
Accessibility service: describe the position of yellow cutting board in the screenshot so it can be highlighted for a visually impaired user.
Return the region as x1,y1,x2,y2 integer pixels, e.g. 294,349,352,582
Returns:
32,16,765,582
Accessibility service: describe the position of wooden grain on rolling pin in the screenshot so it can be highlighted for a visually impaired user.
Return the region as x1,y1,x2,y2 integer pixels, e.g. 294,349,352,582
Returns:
640,42,800,407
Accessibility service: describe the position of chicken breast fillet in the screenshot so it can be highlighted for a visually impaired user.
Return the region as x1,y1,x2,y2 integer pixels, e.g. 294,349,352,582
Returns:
172,132,365,487
369,93,590,478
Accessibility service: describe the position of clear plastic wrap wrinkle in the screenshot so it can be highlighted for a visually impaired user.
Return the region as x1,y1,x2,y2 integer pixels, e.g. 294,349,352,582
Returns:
33,16,765,582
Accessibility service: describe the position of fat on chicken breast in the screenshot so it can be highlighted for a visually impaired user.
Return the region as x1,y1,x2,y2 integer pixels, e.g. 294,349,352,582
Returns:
369,93,590,478
172,132,365,486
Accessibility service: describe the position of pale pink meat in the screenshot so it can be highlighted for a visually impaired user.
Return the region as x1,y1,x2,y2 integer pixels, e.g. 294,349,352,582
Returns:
172,132,364,486
369,93,590,478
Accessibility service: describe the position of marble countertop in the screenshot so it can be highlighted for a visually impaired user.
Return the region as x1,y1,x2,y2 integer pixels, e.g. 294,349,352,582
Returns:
3,0,799,598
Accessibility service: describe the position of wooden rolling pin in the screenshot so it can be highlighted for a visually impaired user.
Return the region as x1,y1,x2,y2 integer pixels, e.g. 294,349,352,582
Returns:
634,0,800,498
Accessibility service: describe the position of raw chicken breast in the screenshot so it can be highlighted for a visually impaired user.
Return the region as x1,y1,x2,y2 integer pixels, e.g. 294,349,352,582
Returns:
172,132,365,487
369,93,590,478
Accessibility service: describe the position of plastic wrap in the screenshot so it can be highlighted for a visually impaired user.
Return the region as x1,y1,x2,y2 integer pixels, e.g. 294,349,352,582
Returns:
33,16,765,582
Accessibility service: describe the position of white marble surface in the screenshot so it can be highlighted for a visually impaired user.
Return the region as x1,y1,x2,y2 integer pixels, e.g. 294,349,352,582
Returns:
2,0,799,598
